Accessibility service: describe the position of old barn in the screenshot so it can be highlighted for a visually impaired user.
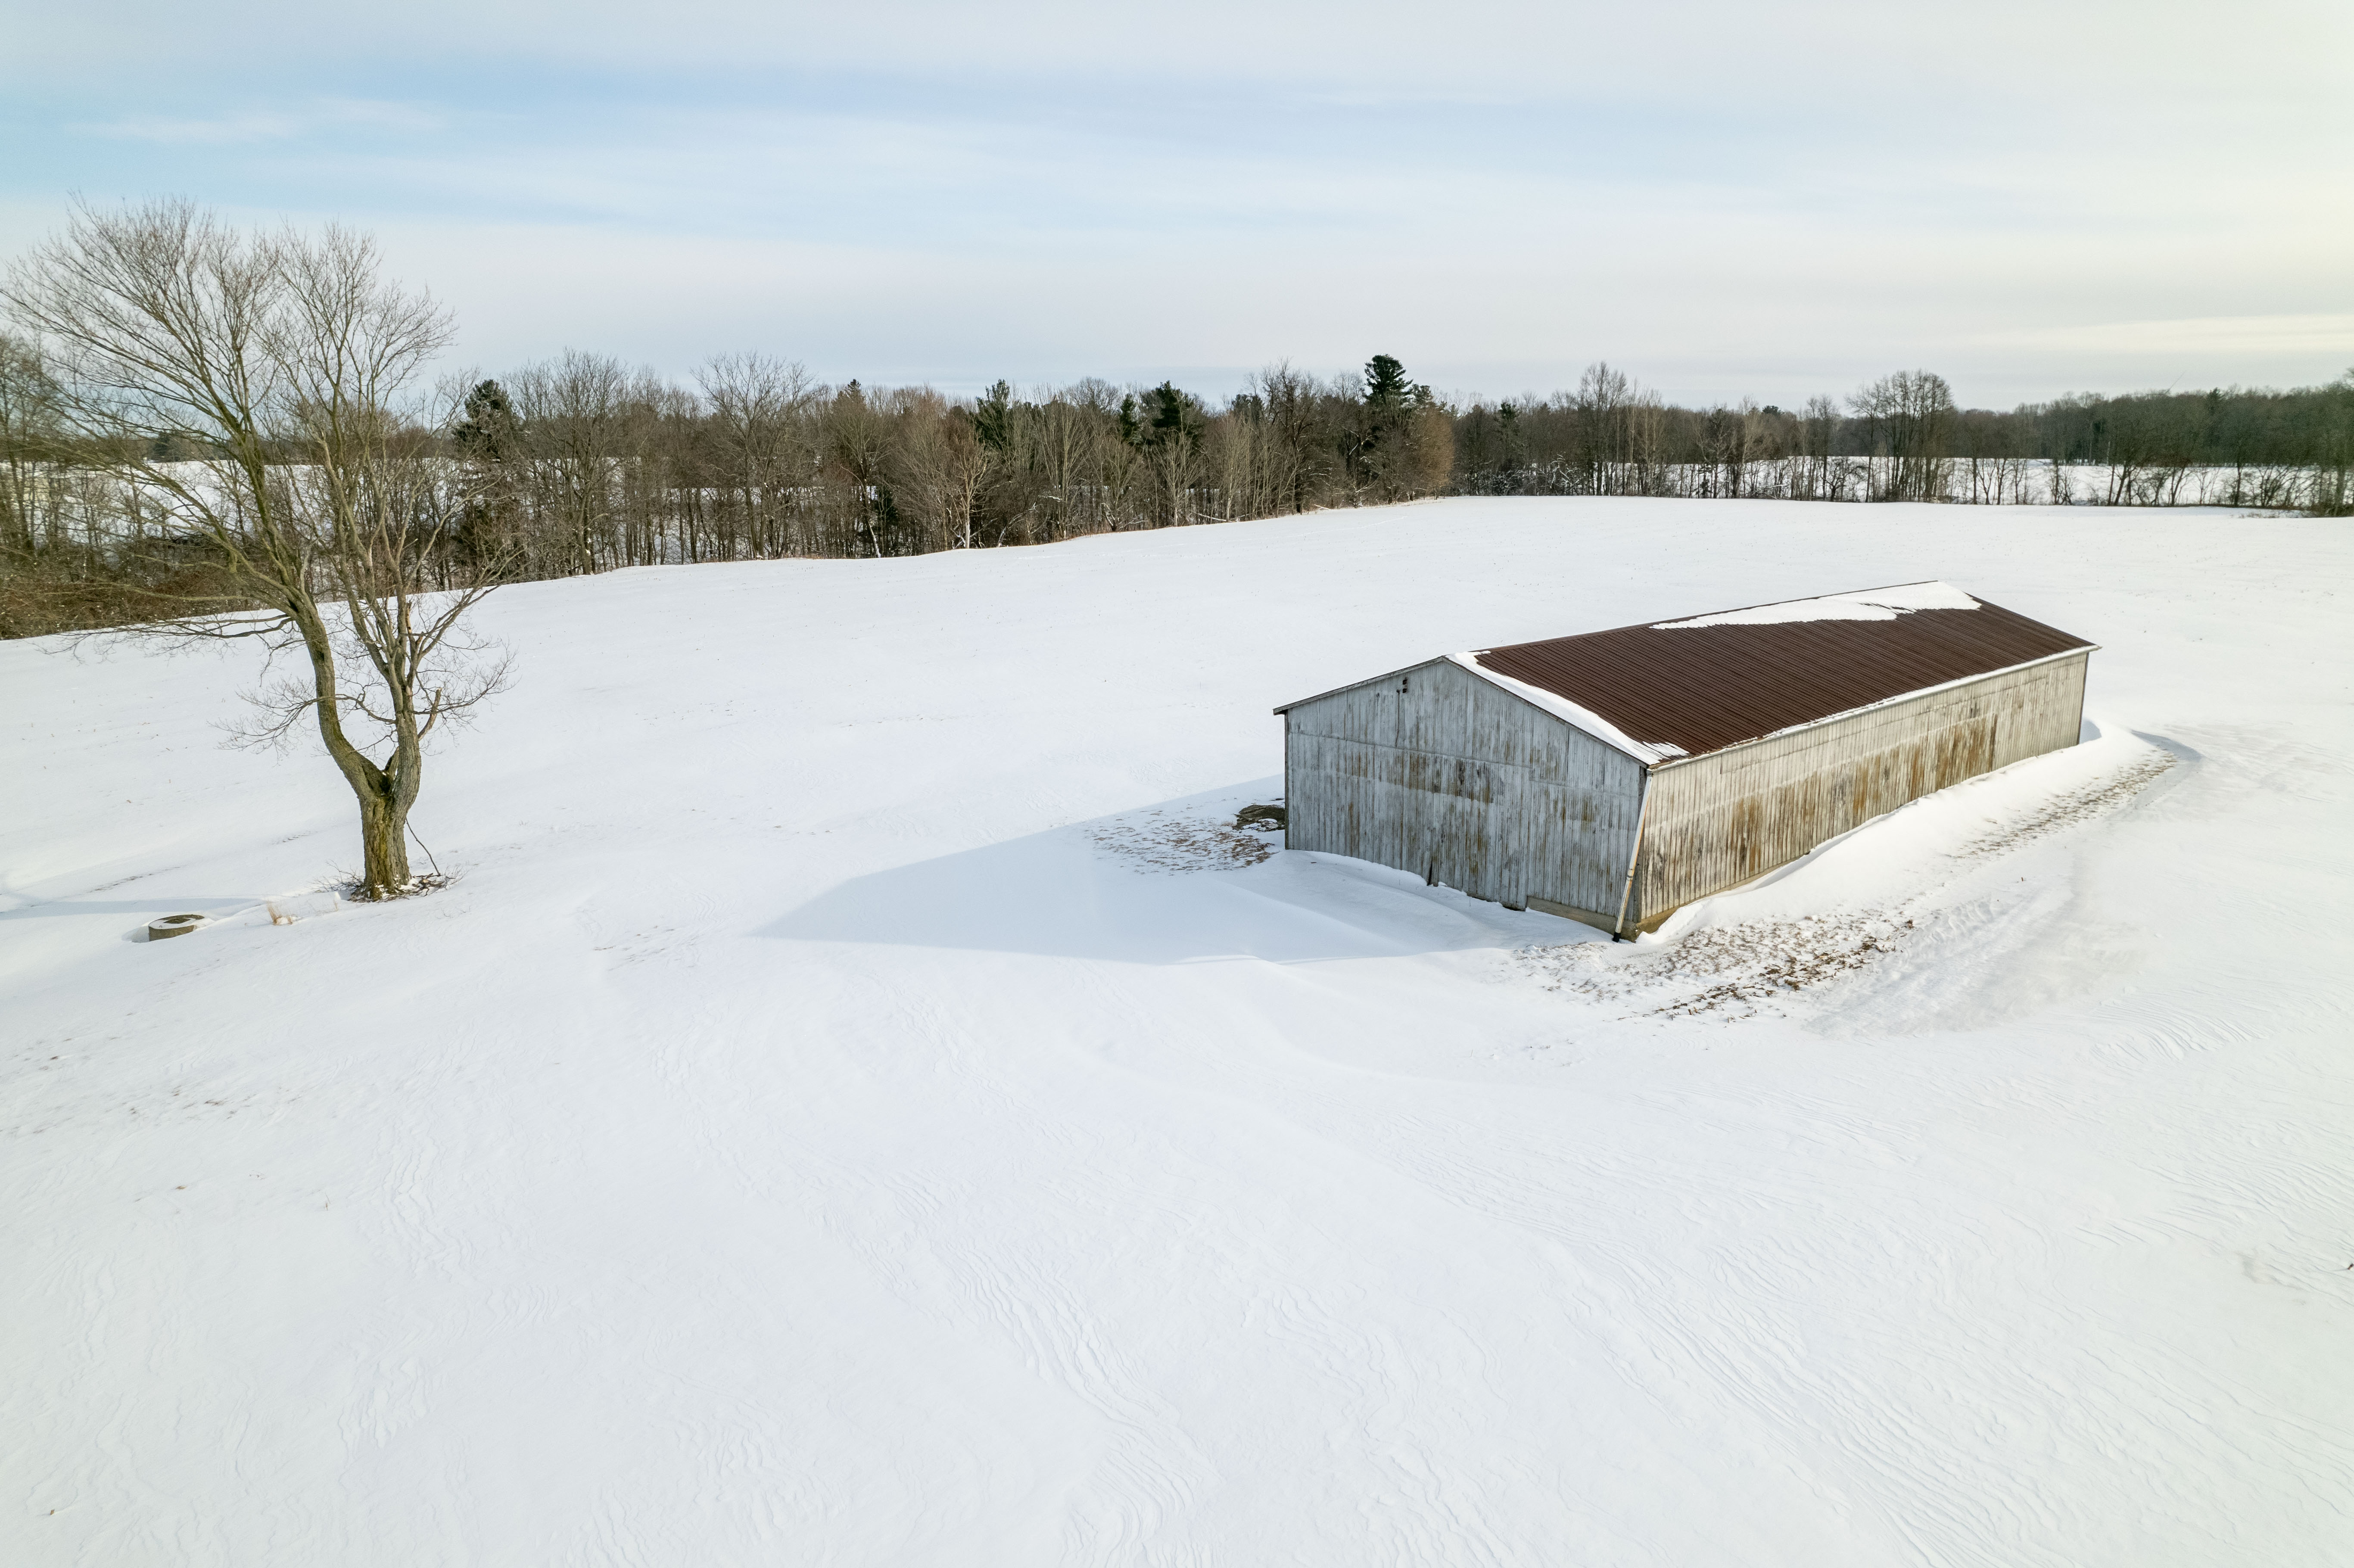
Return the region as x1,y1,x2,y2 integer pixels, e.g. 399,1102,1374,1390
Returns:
1275,582,2096,936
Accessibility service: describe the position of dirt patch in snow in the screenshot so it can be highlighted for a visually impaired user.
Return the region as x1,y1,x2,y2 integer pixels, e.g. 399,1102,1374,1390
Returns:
1949,751,2178,860
1519,912,1915,1020
1088,809,1275,873
1517,747,2180,1021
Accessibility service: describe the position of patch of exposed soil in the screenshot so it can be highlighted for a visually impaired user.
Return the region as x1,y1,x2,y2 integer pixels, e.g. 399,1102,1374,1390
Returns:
1089,809,1275,873
1516,748,2180,1021
1948,752,2177,861
1520,912,1915,1020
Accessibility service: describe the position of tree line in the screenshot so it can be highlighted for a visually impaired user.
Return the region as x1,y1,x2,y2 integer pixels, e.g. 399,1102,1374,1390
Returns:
426,349,1453,581
0,342,1458,633
5,290,2350,640
1453,365,2354,510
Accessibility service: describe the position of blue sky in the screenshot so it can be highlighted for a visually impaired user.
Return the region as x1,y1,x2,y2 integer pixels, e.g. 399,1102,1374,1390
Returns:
6,0,2349,407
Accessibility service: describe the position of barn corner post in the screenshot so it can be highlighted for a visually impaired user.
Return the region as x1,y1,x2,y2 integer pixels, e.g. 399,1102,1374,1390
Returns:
1280,707,1292,848
1612,766,1654,940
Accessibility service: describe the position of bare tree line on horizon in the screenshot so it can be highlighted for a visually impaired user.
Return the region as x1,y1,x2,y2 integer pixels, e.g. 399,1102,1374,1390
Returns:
423,346,1454,579
5,205,2352,644
1454,364,2354,511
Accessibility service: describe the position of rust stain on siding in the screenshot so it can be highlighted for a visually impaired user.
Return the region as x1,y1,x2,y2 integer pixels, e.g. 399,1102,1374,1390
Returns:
1628,656,2087,925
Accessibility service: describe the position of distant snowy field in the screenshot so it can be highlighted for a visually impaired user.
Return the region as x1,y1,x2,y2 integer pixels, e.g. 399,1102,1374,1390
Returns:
4,497,2350,1567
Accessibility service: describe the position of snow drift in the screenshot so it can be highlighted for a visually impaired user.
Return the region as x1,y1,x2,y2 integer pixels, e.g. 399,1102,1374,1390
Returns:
3,497,2350,1567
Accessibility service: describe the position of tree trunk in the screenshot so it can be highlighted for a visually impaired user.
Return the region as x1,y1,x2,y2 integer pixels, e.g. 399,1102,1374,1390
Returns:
293,602,425,900
358,790,414,896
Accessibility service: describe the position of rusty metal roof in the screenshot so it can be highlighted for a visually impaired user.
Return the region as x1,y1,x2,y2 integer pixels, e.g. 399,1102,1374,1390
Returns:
1464,582,2095,763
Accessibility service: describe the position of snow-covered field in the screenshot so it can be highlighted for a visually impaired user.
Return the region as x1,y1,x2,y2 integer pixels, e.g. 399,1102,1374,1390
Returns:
5,497,2350,1567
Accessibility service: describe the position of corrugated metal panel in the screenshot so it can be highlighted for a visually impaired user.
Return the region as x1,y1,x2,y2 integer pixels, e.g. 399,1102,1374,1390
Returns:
1627,653,2088,926
1472,586,2093,760
1284,659,1644,913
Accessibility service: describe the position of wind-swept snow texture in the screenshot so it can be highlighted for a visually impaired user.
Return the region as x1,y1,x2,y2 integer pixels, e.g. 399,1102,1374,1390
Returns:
4,497,2351,1568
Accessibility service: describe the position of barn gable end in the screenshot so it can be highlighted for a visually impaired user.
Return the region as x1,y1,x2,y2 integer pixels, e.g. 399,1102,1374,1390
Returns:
1282,657,1646,918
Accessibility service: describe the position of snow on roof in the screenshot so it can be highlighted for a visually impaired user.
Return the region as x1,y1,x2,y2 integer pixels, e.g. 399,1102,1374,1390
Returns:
1461,582,2094,764
1443,653,1688,765
1648,580,1980,629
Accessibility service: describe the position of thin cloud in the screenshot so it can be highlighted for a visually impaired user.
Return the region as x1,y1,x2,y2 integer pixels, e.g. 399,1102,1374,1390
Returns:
74,99,451,146
7,1,2350,405
76,112,305,145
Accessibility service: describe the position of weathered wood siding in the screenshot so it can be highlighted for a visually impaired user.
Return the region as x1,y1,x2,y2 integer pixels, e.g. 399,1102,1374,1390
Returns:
1284,659,1645,913
1628,651,2089,926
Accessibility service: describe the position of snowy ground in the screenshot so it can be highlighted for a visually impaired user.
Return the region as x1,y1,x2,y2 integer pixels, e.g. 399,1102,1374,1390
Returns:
4,497,2351,1567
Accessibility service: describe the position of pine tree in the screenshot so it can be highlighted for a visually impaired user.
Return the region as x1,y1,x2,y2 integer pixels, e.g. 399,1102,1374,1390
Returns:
1364,354,1410,415
972,379,1014,453
1146,382,1200,448
454,379,517,463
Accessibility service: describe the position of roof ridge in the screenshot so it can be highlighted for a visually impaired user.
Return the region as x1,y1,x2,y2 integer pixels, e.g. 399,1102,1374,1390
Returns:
1477,581,1975,650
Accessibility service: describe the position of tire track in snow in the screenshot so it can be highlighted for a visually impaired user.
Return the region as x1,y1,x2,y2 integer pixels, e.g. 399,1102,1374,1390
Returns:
866,985,1217,1568
1224,1061,2354,1568
615,961,1221,1564
1044,967,1903,1566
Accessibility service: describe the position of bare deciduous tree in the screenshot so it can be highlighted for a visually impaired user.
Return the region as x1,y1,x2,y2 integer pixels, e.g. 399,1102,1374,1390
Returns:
0,332,64,551
3,199,508,897
509,349,635,576
885,388,991,549
1025,388,1102,540
1850,370,1955,502
699,352,816,559
822,381,895,556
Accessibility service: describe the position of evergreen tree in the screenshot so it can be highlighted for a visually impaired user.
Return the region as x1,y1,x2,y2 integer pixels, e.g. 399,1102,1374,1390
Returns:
972,379,1014,453
1146,381,1201,448
1364,354,1410,414
454,379,517,462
